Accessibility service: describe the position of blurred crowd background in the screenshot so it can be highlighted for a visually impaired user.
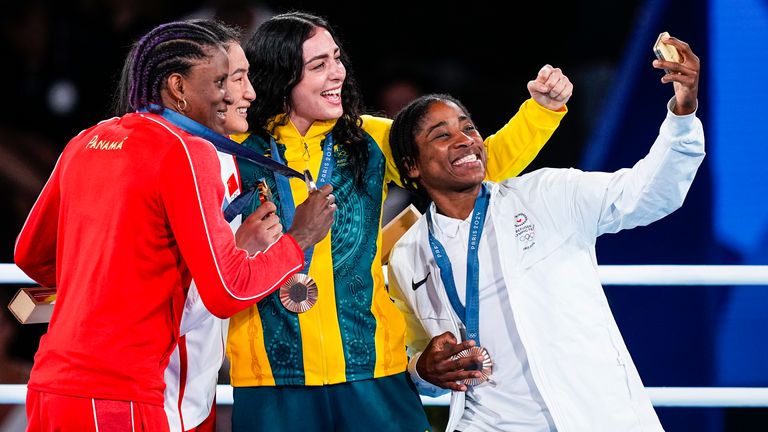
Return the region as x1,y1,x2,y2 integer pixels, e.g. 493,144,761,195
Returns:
1,0,766,431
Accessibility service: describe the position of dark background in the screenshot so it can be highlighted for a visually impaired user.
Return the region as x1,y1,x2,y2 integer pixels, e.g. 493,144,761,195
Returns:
1,1,766,431
0,0,645,261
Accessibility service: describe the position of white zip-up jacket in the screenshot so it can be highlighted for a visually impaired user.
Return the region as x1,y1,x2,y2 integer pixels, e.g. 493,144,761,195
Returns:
388,101,704,432
164,152,240,432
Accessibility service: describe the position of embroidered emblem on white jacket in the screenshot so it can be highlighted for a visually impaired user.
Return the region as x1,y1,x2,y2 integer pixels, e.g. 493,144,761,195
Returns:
514,212,536,250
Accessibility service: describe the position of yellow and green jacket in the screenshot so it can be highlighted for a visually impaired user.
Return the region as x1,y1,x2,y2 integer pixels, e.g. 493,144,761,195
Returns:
226,99,566,387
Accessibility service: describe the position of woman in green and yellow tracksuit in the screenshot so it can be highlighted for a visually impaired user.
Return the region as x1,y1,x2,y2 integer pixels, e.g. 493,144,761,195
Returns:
226,11,569,432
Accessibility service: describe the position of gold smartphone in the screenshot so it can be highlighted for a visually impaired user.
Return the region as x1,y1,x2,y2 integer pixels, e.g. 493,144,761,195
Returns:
654,32,681,64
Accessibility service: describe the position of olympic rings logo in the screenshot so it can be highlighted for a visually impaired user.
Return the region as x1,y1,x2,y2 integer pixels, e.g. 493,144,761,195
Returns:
518,232,535,242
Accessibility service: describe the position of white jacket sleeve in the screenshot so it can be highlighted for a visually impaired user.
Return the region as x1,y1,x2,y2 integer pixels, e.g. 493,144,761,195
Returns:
387,253,450,398
569,98,705,239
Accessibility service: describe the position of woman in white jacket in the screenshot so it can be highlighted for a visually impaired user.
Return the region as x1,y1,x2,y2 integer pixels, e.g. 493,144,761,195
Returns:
387,36,702,432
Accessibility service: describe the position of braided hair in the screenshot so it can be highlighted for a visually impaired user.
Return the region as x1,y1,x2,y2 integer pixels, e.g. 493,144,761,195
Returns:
389,94,472,198
190,19,242,47
244,11,369,187
112,21,224,115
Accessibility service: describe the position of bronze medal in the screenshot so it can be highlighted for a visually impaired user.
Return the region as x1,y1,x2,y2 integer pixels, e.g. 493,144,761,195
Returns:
257,178,273,203
452,346,493,386
279,274,318,313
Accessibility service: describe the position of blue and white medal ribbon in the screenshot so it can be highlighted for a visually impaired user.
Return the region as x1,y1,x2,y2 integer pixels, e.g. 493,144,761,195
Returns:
426,183,494,385
271,134,335,313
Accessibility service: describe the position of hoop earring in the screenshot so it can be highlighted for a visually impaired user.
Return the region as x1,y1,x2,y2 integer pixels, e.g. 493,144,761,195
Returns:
177,98,188,112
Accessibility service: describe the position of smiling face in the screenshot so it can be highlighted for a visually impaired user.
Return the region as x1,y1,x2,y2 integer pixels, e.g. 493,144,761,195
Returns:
180,46,231,134
222,42,255,134
407,100,487,197
288,27,345,135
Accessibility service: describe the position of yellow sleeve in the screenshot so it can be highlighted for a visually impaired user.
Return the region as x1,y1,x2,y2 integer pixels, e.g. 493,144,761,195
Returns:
484,98,567,181
361,115,404,187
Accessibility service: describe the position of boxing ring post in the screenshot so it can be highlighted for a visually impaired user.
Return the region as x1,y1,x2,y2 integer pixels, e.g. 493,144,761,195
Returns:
2,264,768,407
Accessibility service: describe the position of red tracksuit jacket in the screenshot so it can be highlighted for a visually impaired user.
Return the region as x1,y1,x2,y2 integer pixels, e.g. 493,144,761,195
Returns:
14,112,303,405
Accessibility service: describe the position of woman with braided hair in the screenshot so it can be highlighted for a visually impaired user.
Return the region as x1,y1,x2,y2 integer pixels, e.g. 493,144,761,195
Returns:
15,20,334,431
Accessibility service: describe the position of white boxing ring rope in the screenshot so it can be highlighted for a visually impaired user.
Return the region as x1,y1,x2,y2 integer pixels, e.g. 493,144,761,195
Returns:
1,384,768,407
0,264,34,284
2,264,768,407
7,264,768,286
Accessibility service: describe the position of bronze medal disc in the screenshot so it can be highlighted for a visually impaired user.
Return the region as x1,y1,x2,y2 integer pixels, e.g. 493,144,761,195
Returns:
451,346,493,386
279,274,318,313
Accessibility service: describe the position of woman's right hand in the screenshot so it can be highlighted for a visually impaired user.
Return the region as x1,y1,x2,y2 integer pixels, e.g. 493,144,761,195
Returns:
416,332,484,392
235,202,283,254
287,184,336,250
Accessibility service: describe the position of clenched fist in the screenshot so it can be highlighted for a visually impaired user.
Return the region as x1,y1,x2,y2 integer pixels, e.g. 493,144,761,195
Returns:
527,64,573,111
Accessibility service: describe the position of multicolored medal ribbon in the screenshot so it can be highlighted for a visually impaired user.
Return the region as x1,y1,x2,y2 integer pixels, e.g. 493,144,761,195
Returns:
426,183,494,386
138,105,305,223
270,135,335,313
141,105,303,179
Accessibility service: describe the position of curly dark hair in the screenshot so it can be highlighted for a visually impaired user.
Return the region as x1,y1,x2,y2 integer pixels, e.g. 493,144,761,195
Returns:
389,93,472,198
244,11,369,186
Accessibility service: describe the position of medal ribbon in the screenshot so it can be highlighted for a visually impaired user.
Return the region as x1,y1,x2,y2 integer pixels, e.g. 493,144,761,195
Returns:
270,135,335,273
140,105,303,179
426,183,490,345
138,105,304,222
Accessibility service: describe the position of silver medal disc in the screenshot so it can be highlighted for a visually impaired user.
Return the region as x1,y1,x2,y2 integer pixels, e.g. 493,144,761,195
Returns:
452,346,493,386
279,274,318,313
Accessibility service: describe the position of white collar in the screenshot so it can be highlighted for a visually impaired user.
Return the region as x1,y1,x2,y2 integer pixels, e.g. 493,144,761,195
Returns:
430,202,471,239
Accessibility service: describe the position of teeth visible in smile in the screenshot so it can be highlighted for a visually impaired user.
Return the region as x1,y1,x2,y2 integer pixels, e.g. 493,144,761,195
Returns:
321,89,341,97
236,108,247,115
216,112,226,119
453,154,478,166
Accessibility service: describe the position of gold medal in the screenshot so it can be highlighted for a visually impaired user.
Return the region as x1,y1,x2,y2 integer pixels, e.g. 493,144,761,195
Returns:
452,346,493,386
279,274,318,313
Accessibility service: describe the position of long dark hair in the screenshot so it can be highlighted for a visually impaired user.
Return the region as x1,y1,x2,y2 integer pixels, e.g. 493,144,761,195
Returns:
389,94,472,198
112,21,224,115
244,11,369,186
